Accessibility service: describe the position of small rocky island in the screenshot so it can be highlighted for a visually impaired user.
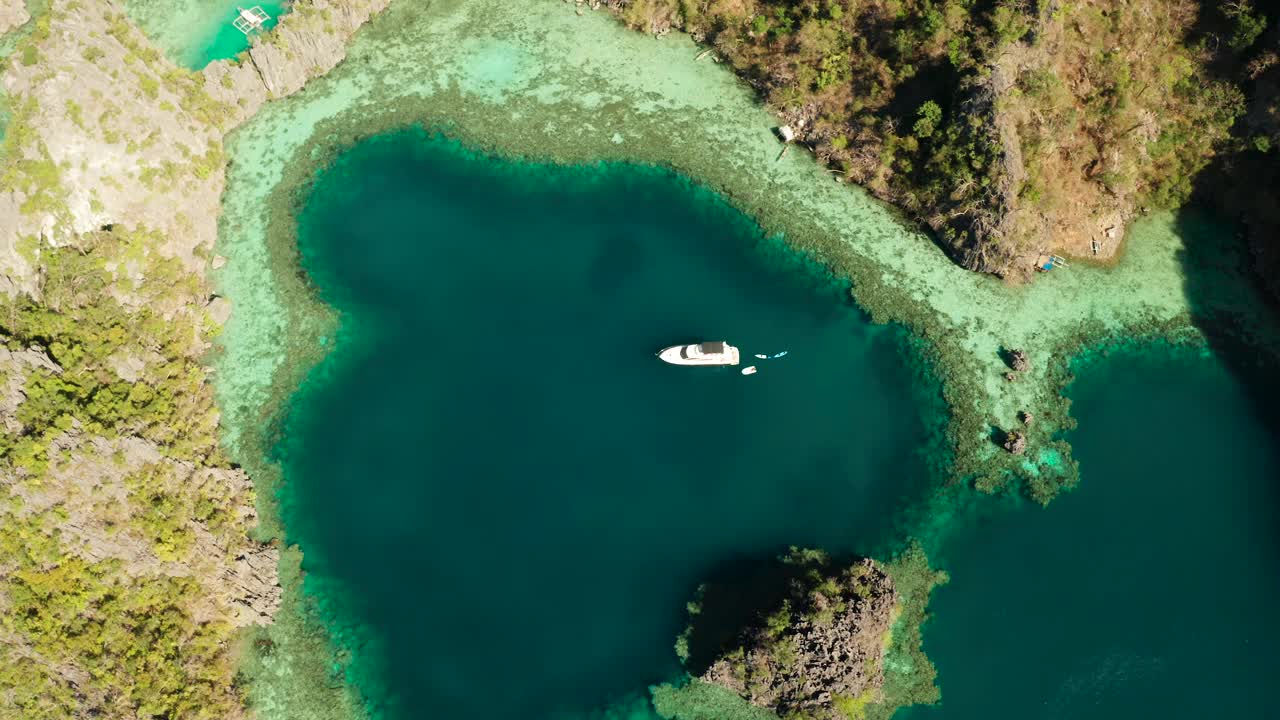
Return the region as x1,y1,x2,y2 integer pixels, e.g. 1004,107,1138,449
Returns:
661,548,938,720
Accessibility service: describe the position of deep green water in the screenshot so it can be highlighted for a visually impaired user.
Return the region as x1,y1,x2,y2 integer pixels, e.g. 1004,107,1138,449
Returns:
902,344,1280,719
279,129,1280,720
279,130,940,720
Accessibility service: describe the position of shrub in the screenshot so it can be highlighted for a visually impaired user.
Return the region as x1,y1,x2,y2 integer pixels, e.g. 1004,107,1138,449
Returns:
0,229,248,718
913,100,942,139
1225,1,1267,51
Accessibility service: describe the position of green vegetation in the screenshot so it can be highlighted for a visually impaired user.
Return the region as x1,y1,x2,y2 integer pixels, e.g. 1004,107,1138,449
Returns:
0,548,242,719
0,2,389,717
1,232,216,474
0,98,70,221
100,9,235,128
0,236,255,718
125,461,238,561
657,547,942,720
1006,2,1242,214
1193,2,1280,305
1224,0,1267,51
64,98,85,130
614,0,1247,274
831,689,877,720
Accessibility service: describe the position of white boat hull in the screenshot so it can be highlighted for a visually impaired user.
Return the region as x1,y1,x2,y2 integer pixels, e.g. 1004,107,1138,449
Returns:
658,342,740,366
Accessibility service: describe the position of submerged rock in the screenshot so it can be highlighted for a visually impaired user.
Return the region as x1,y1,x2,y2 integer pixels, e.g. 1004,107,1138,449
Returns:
684,550,898,720
1009,349,1030,372
1003,430,1027,455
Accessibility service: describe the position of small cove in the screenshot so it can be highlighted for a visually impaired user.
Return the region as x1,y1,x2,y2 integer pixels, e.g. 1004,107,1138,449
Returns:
902,342,1280,719
123,0,286,68
276,130,942,720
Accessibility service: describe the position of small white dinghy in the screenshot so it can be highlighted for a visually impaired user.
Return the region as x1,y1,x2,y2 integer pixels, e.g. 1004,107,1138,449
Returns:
741,366,757,375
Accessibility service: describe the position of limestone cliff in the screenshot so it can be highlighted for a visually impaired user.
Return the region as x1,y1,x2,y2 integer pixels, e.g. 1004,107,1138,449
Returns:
962,0,1239,277
611,0,1244,281
202,0,392,126
0,0,27,34
0,0,386,716
1198,18,1280,305
672,551,902,720
0,3,225,295
1240,56,1280,302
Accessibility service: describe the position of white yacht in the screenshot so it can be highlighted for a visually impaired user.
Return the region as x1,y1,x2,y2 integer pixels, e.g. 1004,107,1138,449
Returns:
657,341,740,366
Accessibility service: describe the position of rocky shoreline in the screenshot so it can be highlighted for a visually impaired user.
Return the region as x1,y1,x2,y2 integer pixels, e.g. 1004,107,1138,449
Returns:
605,0,1273,284
657,546,946,720
697,554,898,719
0,0,388,715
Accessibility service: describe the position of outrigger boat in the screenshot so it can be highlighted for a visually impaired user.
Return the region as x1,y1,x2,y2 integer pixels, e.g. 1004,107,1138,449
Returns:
657,341,740,366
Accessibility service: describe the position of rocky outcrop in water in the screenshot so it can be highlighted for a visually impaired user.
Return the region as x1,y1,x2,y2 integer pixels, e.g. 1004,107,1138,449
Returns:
1007,349,1030,373
684,550,898,720
1003,430,1027,455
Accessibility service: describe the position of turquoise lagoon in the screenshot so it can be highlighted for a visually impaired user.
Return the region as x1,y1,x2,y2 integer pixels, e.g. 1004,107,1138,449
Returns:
273,130,1280,720
276,131,941,719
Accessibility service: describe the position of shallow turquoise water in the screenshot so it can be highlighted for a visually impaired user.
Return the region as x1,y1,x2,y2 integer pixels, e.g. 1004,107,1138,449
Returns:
901,343,1280,719
123,0,286,69
279,130,940,720
192,1,285,67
